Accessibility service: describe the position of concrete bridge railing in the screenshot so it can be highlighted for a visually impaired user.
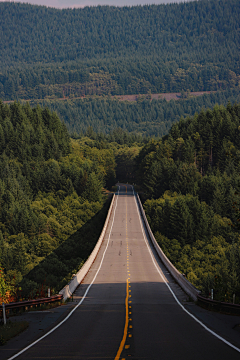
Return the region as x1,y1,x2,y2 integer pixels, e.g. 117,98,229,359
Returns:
59,194,116,300
136,193,201,302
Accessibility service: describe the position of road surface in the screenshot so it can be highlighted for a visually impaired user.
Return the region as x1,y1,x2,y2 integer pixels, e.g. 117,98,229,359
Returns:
6,184,240,359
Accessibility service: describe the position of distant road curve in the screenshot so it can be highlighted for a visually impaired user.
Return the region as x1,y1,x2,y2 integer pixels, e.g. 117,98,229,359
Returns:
6,184,240,360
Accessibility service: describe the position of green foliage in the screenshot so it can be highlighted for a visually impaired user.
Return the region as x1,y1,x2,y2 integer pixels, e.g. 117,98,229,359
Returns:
0,1,239,100
29,88,240,137
140,102,240,302
0,102,117,298
20,197,112,298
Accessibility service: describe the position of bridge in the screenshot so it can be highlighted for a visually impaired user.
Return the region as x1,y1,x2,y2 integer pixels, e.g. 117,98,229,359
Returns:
5,185,240,359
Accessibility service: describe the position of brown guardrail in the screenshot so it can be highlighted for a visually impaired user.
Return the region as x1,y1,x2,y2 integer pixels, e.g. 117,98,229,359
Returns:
197,295,240,315
0,294,63,312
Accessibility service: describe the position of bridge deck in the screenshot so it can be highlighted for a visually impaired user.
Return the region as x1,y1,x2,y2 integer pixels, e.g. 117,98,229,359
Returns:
6,185,240,359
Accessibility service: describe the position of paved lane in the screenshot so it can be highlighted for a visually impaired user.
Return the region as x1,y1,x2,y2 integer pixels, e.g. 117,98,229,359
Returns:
9,185,240,359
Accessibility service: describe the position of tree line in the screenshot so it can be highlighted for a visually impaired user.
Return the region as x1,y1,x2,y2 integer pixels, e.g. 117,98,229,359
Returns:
1,100,240,305
136,102,240,303
31,88,240,137
0,101,116,300
0,0,239,100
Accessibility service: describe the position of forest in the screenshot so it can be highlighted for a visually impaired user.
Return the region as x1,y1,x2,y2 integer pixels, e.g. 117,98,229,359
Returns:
1,100,240,305
31,88,240,137
0,0,239,101
0,101,116,301
1,0,240,305
137,102,240,303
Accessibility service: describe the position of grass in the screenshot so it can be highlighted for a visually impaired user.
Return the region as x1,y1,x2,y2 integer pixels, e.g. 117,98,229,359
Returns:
0,320,29,345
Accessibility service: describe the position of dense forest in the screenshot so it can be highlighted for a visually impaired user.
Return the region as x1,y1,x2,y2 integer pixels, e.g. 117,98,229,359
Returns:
137,102,240,303
31,88,240,137
1,0,240,305
0,0,239,101
1,100,240,305
0,101,116,301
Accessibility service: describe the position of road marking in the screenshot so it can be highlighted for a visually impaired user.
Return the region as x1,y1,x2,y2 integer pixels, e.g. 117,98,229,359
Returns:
114,279,130,360
115,185,132,360
7,188,121,360
134,194,240,354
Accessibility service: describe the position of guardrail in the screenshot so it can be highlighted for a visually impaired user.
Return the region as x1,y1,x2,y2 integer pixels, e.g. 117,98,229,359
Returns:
0,294,63,313
197,295,240,315
59,194,116,300
136,193,201,302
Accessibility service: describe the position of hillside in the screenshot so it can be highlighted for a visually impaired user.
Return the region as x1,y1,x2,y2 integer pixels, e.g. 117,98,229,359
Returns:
0,0,239,102
0,101,116,301
136,102,240,302
31,88,240,137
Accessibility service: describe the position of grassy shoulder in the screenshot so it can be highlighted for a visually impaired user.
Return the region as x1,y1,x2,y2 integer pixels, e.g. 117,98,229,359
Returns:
0,321,29,345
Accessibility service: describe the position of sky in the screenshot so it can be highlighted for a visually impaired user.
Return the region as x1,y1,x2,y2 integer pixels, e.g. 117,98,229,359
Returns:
0,0,192,9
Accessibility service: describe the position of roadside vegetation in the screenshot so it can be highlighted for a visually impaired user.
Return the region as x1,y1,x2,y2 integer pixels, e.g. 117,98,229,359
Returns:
0,101,116,300
136,102,240,303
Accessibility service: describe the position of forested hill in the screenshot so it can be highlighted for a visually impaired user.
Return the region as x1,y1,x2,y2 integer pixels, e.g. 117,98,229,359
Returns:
0,101,116,300
0,101,70,162
33,88,240,137
137,102,240,302
0,0,240,100
1,0,239,66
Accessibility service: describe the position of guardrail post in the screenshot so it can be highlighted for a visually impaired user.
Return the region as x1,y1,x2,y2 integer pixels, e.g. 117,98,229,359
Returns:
48,288,50,298
233,294,235,304
2,303,6,325
211,289,213,300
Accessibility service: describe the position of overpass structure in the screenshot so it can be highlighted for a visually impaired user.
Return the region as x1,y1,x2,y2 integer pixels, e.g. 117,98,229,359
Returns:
7,185,240,359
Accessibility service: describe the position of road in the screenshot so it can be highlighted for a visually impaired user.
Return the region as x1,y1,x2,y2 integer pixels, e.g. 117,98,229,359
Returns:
6,184,240,359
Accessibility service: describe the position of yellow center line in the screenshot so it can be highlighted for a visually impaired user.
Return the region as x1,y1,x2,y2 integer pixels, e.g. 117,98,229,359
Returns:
114,278,130,360
115,185,132,360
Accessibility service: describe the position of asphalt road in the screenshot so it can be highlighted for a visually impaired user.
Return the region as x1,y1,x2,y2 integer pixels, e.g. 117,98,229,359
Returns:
4,184,240,359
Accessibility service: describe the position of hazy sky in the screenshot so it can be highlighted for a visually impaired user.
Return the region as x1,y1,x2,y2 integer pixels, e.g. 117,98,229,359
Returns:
0,0,192,9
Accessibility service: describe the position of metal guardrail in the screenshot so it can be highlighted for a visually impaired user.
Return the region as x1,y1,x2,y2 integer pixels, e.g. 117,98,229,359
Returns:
0,194,115,318
197,295,240,315
4,191,238,317
0,294,63,312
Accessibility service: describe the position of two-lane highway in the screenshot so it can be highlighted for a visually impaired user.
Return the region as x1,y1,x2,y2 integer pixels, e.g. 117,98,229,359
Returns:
6,184,240,359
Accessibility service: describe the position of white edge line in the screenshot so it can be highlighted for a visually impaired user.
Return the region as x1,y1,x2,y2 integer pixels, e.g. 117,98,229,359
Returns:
133,192,240,354
8,187,120,360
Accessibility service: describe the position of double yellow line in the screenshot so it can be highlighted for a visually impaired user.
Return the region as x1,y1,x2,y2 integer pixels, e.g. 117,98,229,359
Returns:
114,279,130,360
115,184,132,360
